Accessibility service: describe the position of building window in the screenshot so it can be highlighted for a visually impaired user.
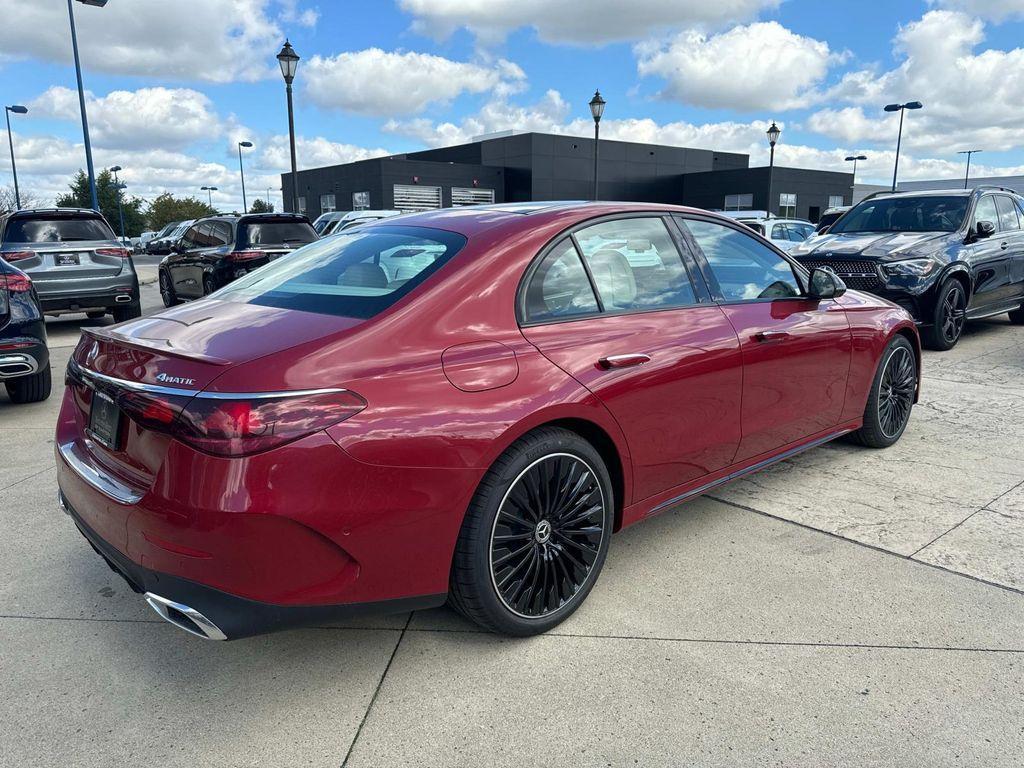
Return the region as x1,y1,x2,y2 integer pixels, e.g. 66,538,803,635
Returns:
452,187,495,206
393,184,442,212
724,193,754,211
352,191,370,210
297,196,306,214
320,194,336,213
827,195,845,209
779,193,797,218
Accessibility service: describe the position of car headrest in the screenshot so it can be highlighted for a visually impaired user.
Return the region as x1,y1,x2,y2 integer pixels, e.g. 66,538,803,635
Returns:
587,249,637,309
338,262,388,288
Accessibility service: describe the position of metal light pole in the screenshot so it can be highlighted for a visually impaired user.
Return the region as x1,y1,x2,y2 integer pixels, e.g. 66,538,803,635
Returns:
884,101,922,192
109,165,125,239
4,105,27,210
589,90,606,202
845,154,866,201
958,149,982,189
277,41,301,213
67,0,107,211
766,121,781,216
237,141,253,211
201,186,218,207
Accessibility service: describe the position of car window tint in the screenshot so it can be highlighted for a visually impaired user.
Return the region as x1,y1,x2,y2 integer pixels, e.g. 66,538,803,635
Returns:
240,220,317,247
995,196,1020,231
5,215,115,243
790,223,814,241
524,239,599,323
574,217,696,311
771,224,788,239
181,224,202,249
681,218,801,302
973,196,999,229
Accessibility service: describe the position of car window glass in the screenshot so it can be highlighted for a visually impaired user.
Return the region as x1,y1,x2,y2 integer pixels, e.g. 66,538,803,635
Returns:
973,196,999,229
5,215,115,243
771,224,788,240
831,196,968,233
180,225,202,249
681,218,801,301
790,223,814,241
207,222,230,247
241,220,318,247
574,217,696,311
994,196,1020,231
524,239,600,323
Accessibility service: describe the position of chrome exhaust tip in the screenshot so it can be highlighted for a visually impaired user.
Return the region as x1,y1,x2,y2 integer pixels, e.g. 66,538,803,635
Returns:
0,353,37,379
114,294,132,303
144,592,227,640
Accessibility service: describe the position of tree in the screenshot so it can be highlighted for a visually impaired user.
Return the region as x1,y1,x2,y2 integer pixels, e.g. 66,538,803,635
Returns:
0,185,45,212
145,193,217,231
249,198,274,213
55,169,147,237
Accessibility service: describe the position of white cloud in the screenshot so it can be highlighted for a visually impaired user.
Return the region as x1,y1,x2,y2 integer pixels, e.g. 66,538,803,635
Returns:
636,22,838,111
0,0,316,83
304,49,525,116
930,0,1024,22
257,135,391,170
399,0,781,44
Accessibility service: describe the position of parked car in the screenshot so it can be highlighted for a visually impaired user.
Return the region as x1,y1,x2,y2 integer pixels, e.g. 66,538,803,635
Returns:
312,209,402,237
0,208,141,322
719,211,815,251
158,213,318,306
815,206,851,233
791,187,1024,350
136,230,158,253
0,261,50,403
57,202,919,640
146,220,194,256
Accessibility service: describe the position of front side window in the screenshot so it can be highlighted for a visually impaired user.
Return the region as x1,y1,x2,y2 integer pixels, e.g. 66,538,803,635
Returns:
682,218,802,302
523,240,599,323
832,196,969,234
771,224,788,240
5,214,115,243
779,193,797,218
181,224,205,249
973,196,999,229
995,196,1020,231
788,223,814,241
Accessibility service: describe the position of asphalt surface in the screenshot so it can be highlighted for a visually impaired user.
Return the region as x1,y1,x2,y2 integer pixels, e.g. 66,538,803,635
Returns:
2,284,1023,767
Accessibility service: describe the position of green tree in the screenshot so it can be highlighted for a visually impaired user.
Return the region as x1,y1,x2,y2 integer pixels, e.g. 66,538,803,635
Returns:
249,198,274,213
145,193,217,231
55,169,147,238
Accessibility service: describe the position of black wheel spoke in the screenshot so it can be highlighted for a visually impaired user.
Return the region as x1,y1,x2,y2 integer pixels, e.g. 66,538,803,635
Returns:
878,346,915,439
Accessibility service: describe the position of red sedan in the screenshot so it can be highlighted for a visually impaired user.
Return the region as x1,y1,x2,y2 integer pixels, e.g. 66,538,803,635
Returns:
55,202,920,639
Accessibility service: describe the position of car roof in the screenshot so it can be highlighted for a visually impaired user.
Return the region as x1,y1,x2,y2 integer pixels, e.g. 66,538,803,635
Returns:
7,207,105,217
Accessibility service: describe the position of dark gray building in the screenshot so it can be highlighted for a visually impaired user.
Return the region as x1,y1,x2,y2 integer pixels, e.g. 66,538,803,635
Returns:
282,131,852,223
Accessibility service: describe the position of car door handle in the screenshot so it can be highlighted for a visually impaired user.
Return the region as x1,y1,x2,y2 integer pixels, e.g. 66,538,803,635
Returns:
598,353,651,369
1001,241,1009,250
754,330,790,343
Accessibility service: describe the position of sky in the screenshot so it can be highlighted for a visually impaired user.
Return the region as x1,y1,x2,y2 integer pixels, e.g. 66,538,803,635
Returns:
2,0,1024,212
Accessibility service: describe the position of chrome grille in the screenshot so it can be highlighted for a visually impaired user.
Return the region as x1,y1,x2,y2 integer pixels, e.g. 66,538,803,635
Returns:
798,258,884,291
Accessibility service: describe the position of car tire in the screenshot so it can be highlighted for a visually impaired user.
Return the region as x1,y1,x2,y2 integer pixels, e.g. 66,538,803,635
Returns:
5,363,51,404
202,275,216,297
449,427,614,636
86,310,106,320
1008,306,1024,324
112,303,142,323
159,271,180,307
851,335,916,449
921,278,967,351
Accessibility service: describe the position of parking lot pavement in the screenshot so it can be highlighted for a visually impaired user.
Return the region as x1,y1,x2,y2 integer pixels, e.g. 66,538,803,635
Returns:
2,305,1023,766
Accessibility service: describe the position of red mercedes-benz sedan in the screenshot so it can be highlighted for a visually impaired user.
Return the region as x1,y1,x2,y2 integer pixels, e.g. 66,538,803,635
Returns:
56,202,920,640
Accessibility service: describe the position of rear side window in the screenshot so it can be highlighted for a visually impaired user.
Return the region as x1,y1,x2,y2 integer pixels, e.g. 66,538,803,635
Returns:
524,239,599,323
5,215,115,243
217,225,466,319
239,219,317,247
995,196,1020,231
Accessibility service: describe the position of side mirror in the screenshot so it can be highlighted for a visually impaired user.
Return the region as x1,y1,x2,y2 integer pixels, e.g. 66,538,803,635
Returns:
807,267,847,300
975,220,996,240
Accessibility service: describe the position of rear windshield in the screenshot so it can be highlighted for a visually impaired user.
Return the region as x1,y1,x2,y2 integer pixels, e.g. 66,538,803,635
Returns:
830,196,969,234
217,225,467,319
5,214,115,243
239,219,317,247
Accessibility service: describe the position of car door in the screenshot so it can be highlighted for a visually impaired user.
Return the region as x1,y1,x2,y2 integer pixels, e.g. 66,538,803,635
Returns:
993,195,1024,305
964,194,1011,311
519,215,744,503
677,215,852,462
167,224,202,298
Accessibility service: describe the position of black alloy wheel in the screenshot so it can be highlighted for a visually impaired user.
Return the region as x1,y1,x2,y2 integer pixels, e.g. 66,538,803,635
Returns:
159,271,179,307
923,279,966,350
878,345,916,440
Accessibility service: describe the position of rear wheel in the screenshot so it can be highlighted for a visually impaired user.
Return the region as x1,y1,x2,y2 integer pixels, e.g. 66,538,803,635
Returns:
921,279,967,351
86,310,106,320
5,363,51,404
449,427,613,635
112,302,141,323
1008,305,1024,324
159,270,179,307
851,335,916,448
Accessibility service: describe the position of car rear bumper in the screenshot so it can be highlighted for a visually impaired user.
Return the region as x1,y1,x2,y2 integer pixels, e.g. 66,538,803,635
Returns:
0,322,48,380
36,274,140,314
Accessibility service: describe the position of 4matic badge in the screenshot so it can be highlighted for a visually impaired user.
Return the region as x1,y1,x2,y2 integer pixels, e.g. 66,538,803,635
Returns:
155,372,196,386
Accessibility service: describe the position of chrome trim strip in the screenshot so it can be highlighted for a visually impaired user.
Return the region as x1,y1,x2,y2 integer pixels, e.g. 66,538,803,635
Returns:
57,440,144,505
144,593,227,641
649,428,853,515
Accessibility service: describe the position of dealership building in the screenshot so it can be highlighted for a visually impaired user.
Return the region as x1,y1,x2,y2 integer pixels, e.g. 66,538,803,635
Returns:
282,131,853,223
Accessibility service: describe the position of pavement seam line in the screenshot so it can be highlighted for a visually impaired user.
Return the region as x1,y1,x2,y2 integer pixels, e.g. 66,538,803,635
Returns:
908,477,1024,558
0,465,56,493
340,611,414,768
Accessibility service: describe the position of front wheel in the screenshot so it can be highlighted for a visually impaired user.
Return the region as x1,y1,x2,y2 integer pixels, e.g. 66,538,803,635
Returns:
921,279,967,351
851,335,917,448
449,427,613,635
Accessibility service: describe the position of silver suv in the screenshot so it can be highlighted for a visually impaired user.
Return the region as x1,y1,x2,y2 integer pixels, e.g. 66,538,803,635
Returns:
0,208,141,322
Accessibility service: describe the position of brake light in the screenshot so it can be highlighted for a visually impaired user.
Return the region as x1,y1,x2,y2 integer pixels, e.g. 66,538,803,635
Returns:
228,250,265,262
4,274,33,292
3,250,34,262
95,247,132,259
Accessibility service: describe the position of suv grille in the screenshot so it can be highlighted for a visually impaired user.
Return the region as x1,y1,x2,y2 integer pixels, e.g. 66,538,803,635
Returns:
798,259,884,291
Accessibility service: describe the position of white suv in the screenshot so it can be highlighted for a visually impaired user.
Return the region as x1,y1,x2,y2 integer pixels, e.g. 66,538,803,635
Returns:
312,210,402,237
718,211,815,252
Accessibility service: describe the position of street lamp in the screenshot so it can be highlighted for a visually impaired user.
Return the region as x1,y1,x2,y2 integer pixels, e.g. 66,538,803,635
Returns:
766,121,781,216
884,101,923,192
109,165,126,240
67,0,108,211
958,149,982,189
277,40,300,213
201,185,218,207
845,154,867,200
237,141,253,211
589,90,606,202
4,105,27,210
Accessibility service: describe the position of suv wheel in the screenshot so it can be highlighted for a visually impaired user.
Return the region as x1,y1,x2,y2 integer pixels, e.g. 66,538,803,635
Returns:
202,275,216,296
112,303,142,323
1008,305,1024,325
922,279,966,351
5,363,51,404
159,271,180,307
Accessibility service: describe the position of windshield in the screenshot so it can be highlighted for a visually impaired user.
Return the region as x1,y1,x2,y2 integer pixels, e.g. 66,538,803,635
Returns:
240,220,317,247
5,215,115,243
216,225,466,319
830,196,968,234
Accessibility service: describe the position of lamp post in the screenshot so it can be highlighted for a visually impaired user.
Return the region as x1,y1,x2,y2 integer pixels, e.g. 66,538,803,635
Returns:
277,40,300,213
109,165,126,239
845,154,866,201
201,185,218,207
589,90,606,202
237,141,253,211
4,105,27,210
67,0,107,211
884,101,923,192
958,149,982,189
766,121,781,216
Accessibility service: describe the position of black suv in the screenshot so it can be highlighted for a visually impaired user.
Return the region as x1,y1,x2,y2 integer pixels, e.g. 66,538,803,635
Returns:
0,260,50,403
791,187,1024,350
159,213,318,306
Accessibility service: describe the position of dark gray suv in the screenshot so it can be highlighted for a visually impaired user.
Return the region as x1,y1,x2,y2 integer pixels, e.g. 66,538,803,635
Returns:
0,208,141,322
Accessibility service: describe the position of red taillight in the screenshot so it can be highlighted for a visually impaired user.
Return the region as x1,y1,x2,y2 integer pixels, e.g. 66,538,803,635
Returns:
95,247,132,259
119,390,194,433
3,250,35,263
4,274,33,292
228,250,265,262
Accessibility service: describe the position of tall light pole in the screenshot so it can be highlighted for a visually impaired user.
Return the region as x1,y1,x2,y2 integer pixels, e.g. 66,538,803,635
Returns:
845,154,866,201
884,101,923,192
589,90,606,202
67,0,107,211
277,40,301,213
4,105,27,210
109,165,125,239
237,141,253,211
766,121,781,216
958,149,982,189
201,185,217,207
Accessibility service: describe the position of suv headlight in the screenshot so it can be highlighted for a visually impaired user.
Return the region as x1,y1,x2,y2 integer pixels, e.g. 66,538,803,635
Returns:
882,258,936,277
